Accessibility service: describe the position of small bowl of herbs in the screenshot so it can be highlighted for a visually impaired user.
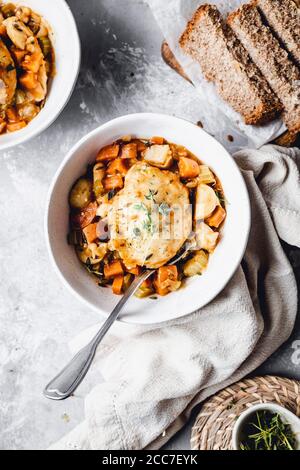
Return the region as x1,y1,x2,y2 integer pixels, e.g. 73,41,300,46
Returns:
232,403,300,451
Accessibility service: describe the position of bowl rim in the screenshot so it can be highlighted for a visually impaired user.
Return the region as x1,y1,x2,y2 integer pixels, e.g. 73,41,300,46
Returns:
232,403,300,450
0,0,81,151
45,112,251,325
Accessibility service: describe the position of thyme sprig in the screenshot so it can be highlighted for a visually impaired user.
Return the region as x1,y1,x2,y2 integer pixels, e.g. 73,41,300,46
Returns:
240,411,297,451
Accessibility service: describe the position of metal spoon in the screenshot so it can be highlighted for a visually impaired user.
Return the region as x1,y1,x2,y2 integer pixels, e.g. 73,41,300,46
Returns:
43,243,192,400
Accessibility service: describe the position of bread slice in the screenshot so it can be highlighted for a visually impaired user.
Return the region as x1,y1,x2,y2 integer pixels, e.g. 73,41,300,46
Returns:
228,3,300,134
273,129,299,147
179,4,281,125
255,0,300,67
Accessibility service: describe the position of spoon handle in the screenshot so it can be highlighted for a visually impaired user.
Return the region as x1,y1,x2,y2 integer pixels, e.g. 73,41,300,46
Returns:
43,270,153,400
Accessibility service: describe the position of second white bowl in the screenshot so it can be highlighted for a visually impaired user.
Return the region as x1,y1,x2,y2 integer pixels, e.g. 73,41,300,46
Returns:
0,0,81,150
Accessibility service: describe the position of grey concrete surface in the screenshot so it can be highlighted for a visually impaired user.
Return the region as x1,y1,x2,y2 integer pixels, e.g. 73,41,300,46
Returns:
0,0,299,450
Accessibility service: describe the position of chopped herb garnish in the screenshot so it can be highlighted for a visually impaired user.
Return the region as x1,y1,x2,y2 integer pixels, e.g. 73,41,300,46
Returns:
240,411,297,451
133,202,147,211
145,189,158,202
142,216,154,234
108,189,116,200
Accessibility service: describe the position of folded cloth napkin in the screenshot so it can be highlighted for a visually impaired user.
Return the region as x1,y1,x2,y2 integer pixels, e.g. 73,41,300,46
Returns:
50,145,300,450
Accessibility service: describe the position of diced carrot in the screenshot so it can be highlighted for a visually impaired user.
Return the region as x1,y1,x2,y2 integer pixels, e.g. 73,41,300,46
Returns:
0,121,6,134
107,158,128,176
104,260,124,279
178,157,200,179
150,136,164,145
205,205,226,228
19,71,38,90
156,265,178,284
6,107,19,123
6,121,26,132
83,223,98,244
132,139,147,152
10,47,26,64
141,278,153,289
153,265,179,296
96,144,119,161
0,24,7,37
128,266,142,276
121,143,137,159
103,174,123,191
112,275,124,295
153,284,169,296
72,201,97,229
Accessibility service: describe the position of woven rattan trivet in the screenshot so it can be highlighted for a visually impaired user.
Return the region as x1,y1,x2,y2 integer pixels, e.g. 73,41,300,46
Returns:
190,376,300,450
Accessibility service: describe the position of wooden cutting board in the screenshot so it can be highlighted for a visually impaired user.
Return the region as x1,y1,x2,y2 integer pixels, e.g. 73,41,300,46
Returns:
161,41,299,147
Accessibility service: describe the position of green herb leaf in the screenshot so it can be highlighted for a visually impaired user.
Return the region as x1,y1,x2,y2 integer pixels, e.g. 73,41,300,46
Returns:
240,411,296,451
145,189,158,202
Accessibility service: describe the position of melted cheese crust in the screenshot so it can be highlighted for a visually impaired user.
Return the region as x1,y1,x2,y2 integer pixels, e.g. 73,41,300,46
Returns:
109,162,192,269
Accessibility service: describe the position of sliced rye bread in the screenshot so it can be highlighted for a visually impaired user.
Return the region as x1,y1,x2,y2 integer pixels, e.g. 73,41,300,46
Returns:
228,3,300,134
179,4,281,125
254,0,300,67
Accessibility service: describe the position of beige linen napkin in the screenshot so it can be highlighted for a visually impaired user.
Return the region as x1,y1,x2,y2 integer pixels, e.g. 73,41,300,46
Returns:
50,145,300,450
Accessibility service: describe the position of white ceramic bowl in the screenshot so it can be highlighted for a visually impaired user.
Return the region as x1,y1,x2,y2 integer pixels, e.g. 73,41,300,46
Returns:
0,0,81,150
46,113,251,324
232,403,300,450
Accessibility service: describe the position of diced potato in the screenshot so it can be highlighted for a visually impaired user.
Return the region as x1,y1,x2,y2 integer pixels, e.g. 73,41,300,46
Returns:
143,144,173,169
183,250,209,277
17,102,39,120
196,222,219,253
198,165,216,185
194,184,219,220
206,206,226,228
69,178,92,209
